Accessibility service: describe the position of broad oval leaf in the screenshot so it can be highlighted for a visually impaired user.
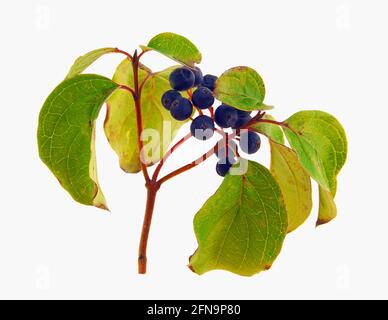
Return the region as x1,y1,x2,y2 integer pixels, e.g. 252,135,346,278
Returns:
283,110,347,193
189,161,287,276
37,74,118,209
283,110,347,225
104,59,187,173
66,47,116,79
214,66,268,111
146,32,202,67
252,114,284,144
270,142,312,232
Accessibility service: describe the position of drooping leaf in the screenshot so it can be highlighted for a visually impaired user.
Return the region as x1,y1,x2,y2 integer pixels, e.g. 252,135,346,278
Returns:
104,59,187,173
146,32,202,67
270,142,312,232
37,74,118,209
283,110,347,225
252,114,284,144
284,110,347,193
214,66,269,111
189,161,287,276
66,48,116,79
317,186,337,226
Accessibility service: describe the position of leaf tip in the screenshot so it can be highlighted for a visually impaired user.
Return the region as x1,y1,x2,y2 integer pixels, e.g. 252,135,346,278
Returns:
96,202,110,212
264,264,272,271
315,217,334,227
187,263,196,274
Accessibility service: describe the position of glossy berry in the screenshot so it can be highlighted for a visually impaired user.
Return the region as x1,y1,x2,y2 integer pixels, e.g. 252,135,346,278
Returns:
190,115,215,140
216,139,237,164
192,67,203,87
233,110,252,128
192,87,215,109
239,131,261,154
170,97,193,121
169,67,195,91
216,159,233,177
161,90,181,110
214,104,239,128
201,74,218,91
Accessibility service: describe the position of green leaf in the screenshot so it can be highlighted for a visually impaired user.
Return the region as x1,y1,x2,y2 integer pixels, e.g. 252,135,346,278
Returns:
214,66,268,111
37,74,118,209
252,115,284,144
66,48,116,79
189,161,287,276
283,110,347,193
283,110,347,225
317,186,337,226
146,32,202,67
270,142,312,232
104,59,187,173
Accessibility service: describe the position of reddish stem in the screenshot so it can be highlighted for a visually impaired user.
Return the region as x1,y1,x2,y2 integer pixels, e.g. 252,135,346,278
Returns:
209,106,214,118
139,72,153,92
158,144,218,185
152,133,192,182
132,51,150,183
138,49,149,60
118,84,135,96
253,118,289,129
195,107,203,116
138,185,159,274
114,48,133,61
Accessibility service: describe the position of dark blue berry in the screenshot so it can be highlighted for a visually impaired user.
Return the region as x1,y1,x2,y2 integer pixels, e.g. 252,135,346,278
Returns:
170,97,193,121
216,159,233,177
169,67,195,91
214,104,239,128
190,115,215,140
192,67,203,87
201,74,218,91
192,87,215,109
232,110,252,128
161,90,181,110
216,139,238,164
239,131,261,154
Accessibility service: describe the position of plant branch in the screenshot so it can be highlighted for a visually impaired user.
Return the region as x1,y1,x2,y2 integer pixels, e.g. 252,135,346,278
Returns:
138,49,149,60
152,133,192,182
158,144,218,185
139,72,153,93
132,50,150,183
138,186,158,274
114,48,133,61
118,84,135,97
250,118,289,129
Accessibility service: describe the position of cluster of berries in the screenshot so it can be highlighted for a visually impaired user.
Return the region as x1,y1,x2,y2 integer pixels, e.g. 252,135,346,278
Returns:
161,67,261,177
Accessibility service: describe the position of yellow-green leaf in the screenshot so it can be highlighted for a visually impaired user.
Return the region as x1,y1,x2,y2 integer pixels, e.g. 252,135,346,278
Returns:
214,66,268,111
270,142,312,232
146,32,202,67
189,161,287,276
317,186,337,226
66,47,116,79
104,59,187,173
252,114,284,144
37,74,118,209
283,110,347,225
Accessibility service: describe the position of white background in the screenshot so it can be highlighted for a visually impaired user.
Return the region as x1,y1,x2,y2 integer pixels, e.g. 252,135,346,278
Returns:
0,0,387,299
